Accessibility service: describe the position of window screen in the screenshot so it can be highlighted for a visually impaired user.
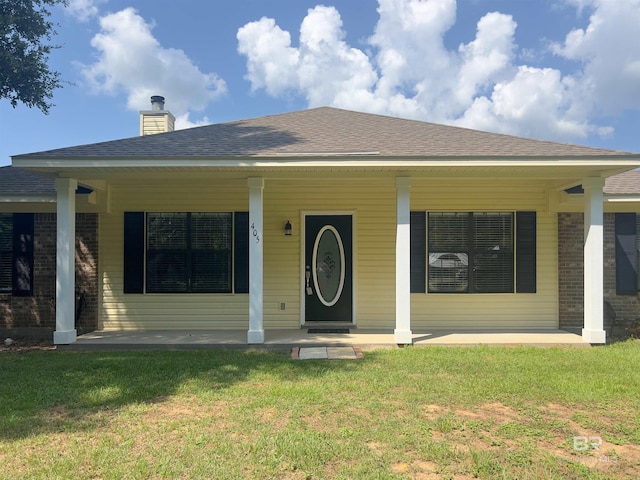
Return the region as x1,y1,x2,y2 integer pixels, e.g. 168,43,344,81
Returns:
428,213,470,293
146,212,232,293
190,213,232,293
472,213,513,293
0,214,11,292
428,212,514,293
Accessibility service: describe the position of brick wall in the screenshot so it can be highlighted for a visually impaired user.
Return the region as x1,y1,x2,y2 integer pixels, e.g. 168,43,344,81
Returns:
75,213,99,331
0,213,98,334
558,212,640,336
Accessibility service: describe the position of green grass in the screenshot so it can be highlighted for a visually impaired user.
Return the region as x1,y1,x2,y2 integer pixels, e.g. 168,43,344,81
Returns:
1,341,639,479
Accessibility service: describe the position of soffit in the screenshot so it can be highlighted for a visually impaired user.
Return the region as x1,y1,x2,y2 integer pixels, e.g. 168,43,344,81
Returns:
16,162,638,187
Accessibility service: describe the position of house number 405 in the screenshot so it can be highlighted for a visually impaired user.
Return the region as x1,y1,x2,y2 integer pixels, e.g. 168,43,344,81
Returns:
250,223,261,243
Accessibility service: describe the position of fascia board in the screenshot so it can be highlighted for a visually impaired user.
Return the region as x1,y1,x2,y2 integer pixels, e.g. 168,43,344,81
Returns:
12,156,640,169
0,195,56,203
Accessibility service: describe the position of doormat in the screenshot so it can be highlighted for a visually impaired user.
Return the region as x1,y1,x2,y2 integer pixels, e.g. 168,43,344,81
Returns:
307,328,350,334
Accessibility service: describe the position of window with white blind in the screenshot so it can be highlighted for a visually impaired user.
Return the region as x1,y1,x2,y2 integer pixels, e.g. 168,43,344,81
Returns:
0,213,11,292
146,212,233,293
428,212,514,293
0,213,34,296
637,214,640,292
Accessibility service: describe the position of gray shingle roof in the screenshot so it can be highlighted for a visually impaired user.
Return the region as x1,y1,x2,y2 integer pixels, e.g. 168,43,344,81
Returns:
605,169,640,194
0,166,93,197
0,166,55,196
13,107,632,159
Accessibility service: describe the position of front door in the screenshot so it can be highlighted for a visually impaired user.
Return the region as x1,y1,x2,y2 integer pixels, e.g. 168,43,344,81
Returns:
304,215,353,323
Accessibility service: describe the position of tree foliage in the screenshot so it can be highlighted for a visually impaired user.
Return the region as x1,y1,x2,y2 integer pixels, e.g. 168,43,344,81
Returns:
0,0,67,114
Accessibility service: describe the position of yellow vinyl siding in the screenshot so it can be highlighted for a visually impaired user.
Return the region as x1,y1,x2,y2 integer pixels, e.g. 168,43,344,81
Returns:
99,177,558,331
264,179,396,329
140,112,175,136
100,183,249,330
410,179,557,329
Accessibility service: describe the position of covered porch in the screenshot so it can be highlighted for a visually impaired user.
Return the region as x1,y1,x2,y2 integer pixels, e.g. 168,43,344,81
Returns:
65,328,589,350
43,171,617,346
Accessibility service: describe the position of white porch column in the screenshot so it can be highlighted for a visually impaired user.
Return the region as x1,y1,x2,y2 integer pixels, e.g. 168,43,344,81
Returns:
583,177,606,344
248,177,265,344
395,177,413,344
54,178,77,344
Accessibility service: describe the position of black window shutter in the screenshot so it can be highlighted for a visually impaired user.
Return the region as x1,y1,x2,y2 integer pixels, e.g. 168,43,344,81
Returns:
123,212,145,293
12,213,34,296
410,211,426,293
615,212,637,295
516,211,536,293
234,212,249,294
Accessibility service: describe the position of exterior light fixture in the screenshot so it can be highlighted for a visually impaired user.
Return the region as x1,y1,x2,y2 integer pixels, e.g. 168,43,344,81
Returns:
284,220,292,236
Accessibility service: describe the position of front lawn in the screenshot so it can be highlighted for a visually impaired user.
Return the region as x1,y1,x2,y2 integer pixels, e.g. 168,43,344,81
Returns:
1,341,639,479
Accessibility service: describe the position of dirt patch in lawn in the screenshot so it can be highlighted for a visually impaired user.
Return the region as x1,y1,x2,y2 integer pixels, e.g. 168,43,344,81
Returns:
142,396,230,422
1,336,56,353
422,401,640,478
390,460,444,479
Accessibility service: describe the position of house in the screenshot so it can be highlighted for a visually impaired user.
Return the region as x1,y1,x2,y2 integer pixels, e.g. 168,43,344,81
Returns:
5,99,640,345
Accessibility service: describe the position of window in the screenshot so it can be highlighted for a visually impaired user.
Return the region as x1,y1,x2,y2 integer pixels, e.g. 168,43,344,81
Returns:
428,212,514,293
0,214,11,292
0,213,34,296
615,212,638,295
637,214,640,292
146,212,233,293
124,211,248,294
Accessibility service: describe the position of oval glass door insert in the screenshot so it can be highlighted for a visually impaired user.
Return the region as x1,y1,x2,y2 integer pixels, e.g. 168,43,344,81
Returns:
312,225,346,307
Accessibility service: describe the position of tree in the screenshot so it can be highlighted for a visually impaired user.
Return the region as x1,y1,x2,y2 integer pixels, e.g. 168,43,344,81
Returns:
0,0,67,114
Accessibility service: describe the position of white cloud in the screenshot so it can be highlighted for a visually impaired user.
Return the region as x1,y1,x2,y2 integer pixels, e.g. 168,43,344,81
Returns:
81,8,226,127
66,0,106,22
237,17,299,96
297,6,379,107
237,0,640,142
369,0,457,119
174,113,211,130
552,0,640,115
455,12,516,109
456,66,594,139
238,6,378,109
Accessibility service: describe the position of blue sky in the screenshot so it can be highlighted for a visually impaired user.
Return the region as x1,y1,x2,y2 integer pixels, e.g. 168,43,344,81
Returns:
2,0,640,166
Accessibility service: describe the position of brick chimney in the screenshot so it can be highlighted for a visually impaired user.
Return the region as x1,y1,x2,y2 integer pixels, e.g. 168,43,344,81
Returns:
139,96,175,136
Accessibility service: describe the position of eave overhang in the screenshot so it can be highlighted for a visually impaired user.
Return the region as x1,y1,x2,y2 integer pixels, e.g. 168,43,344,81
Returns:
605,196,640,203
12,154,640,183
0,195,56,203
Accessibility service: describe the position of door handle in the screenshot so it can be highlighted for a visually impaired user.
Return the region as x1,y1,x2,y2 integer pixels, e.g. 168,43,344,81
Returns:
305,266,313,295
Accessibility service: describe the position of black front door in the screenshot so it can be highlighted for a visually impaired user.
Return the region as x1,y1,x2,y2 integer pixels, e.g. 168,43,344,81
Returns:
304,215,352,323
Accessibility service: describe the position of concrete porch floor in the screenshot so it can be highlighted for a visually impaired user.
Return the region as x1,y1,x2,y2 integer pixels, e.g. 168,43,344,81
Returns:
64,328,590,350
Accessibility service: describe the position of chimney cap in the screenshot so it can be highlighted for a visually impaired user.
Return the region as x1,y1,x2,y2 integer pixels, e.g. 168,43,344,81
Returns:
150,95,165,110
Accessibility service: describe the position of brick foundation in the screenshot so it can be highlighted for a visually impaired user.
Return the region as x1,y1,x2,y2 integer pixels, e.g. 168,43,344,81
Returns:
0,213,98,335
558,212,640,336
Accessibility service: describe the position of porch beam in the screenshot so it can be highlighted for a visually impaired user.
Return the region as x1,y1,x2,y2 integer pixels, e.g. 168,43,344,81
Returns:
395,177,413,344
54,178,77,344
582,177,606,344
248,177,264,344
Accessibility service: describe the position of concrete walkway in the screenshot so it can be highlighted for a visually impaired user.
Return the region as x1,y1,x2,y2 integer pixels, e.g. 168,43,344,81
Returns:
291,346,365,360
65,328,589,351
